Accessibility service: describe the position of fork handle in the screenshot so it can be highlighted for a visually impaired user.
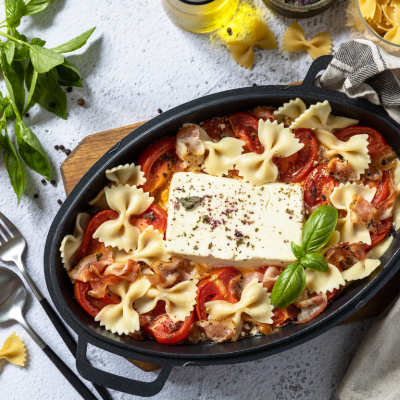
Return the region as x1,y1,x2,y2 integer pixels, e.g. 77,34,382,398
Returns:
40,298,113,400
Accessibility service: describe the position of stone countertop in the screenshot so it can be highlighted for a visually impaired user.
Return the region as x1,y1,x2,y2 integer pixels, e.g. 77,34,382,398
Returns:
0,0,373,399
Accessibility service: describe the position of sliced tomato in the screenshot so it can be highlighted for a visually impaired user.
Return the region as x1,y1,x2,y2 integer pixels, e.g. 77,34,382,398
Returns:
137,137,177,194
335,126,387,156
271,304,299,327
130,203,168,234
74,210,118,264
369,171,391,205
227,112,263,153
200,119,234,142
364,218,393,251
143,311,196,344
196,267,241,320
303,164,338,208
74,281,120,318
274,129,318,183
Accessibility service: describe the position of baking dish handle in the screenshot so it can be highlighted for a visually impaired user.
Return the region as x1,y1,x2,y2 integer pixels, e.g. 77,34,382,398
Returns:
301,55,334,88
76,338,173,397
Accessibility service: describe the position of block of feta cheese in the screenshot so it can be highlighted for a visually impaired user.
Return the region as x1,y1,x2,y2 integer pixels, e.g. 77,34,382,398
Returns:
166,172,304,268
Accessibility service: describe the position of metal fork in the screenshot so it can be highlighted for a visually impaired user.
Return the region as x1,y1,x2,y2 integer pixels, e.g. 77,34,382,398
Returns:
0,212,112,400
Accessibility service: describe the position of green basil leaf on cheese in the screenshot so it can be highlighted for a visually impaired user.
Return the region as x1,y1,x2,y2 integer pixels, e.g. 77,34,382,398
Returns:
300,253,329,272
271,262,306,309
291,241,305,260
301,205,338,253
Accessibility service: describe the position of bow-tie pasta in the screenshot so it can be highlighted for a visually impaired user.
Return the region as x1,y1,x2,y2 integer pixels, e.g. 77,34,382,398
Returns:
93,184,154,252
306,264,345,295
60,213,91,271
274,98,307,124
233,120,304,186
206,279,273,341
0,332,26,367
330,182,377,245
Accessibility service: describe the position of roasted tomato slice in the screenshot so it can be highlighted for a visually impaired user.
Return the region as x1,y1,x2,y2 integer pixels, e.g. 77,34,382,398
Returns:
143,310,196,344
274,129,318,183
196,267,241,320
303,164,338,208
226,112,263,153
137,137,177,194
364,170,391,206
364,218,393,251
74,210,118,264
200,118,234,142
130,203,168,234
335,126,387,156
271,304,299,327
74,281,120,318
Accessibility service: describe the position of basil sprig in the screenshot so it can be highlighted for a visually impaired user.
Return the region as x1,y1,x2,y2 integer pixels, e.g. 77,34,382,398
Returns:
271,205,338,309
0,0,96,202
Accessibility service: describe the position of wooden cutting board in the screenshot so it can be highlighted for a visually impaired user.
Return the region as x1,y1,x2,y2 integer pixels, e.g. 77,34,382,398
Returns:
60,118,400,371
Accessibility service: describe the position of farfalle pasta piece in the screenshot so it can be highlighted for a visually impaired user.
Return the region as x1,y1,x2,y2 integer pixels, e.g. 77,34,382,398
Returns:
282,22,332,60
206,279,273,341
359,0,380,19
346,0,369,32
95,276,152,335
314,129,370,180
0,332,26,367
179,124,245,176
330,182,376,245
290,101,359,131
134,279,198,322
366,235,393,259
341,259,381,282
318,230,340,256
129,226,170,266
89,163,146,208
93,184,153,252
306,264,345,295
233,120,303,186
227,19,278,70
60,213,91,271
273,98,307,124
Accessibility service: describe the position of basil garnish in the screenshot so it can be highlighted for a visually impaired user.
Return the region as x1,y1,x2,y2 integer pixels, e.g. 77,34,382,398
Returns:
176,196,202,211
271,205,338,309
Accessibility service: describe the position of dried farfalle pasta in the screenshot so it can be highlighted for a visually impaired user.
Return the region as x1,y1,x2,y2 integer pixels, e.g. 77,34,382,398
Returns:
233,120,303,186
306,264,345,295
0,332,26,367
227,19,278,70
346,0,369,32
60,213,91,271
206,279,273,341
274,98,307,124
282,22,332,60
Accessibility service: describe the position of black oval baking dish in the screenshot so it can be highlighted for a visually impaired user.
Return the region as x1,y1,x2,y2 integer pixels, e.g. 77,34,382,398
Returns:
44,56,400,397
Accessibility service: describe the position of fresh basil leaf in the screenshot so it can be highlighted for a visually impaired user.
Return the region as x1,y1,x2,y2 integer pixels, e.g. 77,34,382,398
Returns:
0,92,9,111
11,28,29,61
15,119,51,179
291,241,305,260
301,205,338,253
29,45,64,74
24,0,56,16
30,37,46,47
6,0,26,27
24,68,38,114
5,103,16,120
0,128,26,203
301,253,329,272
51,27,96,53
4,42,16,64
271,262,306,309
1,54,24,117
56,58,83,87
37,66,58,91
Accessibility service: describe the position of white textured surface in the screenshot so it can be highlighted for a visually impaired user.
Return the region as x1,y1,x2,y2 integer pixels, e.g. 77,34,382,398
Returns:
0,0,372,399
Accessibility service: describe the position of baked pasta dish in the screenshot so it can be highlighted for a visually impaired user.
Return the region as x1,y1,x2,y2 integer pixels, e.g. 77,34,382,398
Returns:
60,98,400,344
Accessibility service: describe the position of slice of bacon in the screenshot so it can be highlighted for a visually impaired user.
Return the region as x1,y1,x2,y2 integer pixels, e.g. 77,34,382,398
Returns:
242,313,276,335
88,275,125,298
327,157,357,181
326,242,365,270
371,145,397,171
103,260,140,283
228,270,264,298
363,163,383,181
376,171,396,220
176,124,205,161
187,319,236,344
250,106,276,122
262,266,282,292
68,248,114,283
349,194,380,234
294,290,328,324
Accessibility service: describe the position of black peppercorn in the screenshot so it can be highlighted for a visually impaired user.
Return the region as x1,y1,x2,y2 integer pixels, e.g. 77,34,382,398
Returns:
157,109,163,114
34,194,39,199
67,87,72,93
252,83,257,87
227,27,232,35
57,199,63,205
59,145,65,150
51,180,56,186
54,145,59,150
65,149,71,156
41,179,46,185
25,113,30,117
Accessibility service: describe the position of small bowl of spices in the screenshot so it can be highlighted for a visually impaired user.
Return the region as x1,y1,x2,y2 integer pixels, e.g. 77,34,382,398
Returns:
261,0,338,18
